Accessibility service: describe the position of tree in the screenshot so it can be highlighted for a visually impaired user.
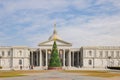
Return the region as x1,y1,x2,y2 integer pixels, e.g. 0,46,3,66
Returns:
48,41,62,67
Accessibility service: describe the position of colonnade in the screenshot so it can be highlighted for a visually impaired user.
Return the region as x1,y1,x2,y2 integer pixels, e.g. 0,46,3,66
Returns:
30,49,81,69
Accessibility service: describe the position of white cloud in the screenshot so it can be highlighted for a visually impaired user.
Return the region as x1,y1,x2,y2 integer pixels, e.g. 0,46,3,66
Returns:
0,0,69,14
58,14,120,47
0,0,120,47
95,0,120,8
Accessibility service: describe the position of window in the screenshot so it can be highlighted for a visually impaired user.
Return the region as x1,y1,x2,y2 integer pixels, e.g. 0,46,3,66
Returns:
105,51,108,57
8,51,10,56
89,51,92,56
116,51,119,58
99,51,103,57
19,51,22,56
19,59,22,65
111,51,114,58
2,51,4,56
89,60,92,65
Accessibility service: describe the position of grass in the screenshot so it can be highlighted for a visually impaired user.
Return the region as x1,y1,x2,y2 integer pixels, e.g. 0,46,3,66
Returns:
1,70,120,78
0,70,47,78
63,70,120,78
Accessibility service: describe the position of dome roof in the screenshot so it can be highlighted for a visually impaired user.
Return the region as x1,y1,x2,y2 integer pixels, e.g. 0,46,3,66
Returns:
48,33,62,40
48,24,62,40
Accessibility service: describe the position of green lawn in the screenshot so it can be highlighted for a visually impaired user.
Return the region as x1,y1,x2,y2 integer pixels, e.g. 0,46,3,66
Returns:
0,70,46,78
63,70,120,78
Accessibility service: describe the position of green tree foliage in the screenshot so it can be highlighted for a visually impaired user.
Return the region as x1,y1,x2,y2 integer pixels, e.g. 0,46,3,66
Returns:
0,66,2,69
49,41,61,67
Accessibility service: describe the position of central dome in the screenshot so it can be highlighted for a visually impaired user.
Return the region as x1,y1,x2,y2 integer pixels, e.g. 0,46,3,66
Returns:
48,24,62,40
48,33,62,40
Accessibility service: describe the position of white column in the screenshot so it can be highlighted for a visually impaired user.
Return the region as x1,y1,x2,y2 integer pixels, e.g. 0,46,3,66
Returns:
63,49,65,67
31,51,33,66
71,51,72,66
69,49,71,67
40,49,42,68
72,52,74,66
46,49,48,68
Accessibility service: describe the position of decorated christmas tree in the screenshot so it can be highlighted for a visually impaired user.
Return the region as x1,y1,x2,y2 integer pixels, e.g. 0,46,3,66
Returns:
48,40,62,68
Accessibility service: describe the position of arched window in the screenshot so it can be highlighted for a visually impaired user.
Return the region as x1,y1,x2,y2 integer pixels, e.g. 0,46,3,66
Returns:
89,60,92,65
2,51,4,56
19,59,22,65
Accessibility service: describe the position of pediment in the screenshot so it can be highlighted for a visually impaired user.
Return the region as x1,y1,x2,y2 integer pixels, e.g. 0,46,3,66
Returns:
38,39,72,47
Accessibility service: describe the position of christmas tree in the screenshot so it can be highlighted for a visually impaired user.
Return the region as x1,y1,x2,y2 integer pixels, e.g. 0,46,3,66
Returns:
48,40,62,67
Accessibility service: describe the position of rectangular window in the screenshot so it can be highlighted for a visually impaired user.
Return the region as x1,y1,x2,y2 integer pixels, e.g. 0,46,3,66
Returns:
99,51,103,58
19,59,22,65
2,51,5,56
89,60,92,65
116,51,119,58
19,51,22,56
105,51,108,58
111,51,114,58
8,51,10,56
88,51,92,57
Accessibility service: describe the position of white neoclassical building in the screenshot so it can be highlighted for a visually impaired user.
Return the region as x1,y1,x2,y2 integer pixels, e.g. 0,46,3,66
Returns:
0,26,120,70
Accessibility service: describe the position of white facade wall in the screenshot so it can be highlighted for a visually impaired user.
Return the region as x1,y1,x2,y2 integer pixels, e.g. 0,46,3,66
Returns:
0,47,11,70
0,46,120,70
0,46,30,70
82,47,120,68
12,47,30,70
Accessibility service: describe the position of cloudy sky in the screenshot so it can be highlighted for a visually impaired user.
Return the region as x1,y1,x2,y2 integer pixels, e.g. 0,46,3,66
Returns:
0,0,120,47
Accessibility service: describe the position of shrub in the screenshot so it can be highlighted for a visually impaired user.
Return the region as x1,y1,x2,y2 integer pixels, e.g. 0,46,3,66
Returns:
107,66,120,70
0,66,2,69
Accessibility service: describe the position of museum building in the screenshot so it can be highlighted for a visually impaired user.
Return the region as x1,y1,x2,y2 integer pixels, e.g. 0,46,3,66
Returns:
0,25,120,70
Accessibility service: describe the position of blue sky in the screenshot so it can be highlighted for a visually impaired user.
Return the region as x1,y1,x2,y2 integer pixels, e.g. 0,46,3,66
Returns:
0,0,120,47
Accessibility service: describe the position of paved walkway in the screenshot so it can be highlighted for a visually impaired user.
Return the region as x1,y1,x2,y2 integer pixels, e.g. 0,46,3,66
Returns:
0,71,116,80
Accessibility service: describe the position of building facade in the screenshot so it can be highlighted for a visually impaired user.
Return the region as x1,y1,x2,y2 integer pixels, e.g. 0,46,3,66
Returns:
0,26,120,70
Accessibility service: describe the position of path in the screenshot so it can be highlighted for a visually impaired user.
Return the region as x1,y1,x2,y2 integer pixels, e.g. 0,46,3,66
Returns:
0,70,116,80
